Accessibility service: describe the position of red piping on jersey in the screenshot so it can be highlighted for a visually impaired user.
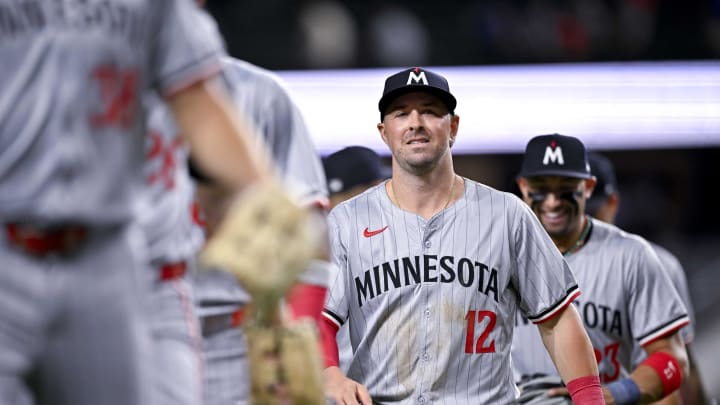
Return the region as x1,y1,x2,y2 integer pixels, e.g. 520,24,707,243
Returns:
162,61,223,99
640,319,690,347
534,289,581,324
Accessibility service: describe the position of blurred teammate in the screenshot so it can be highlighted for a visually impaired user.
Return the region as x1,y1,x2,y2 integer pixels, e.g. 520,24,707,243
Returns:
323,146,392,209
191,58,330,405
513,134,691,404
320,67,603,404
0,2,282,404
323,145,391,371
586,152,710,405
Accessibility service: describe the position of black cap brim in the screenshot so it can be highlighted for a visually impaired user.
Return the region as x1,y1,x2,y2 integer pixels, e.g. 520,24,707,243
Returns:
378,86,457,119
520,169,593,179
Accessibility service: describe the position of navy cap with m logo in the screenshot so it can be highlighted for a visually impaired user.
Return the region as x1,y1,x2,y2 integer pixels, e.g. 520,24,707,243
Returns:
519,134,592,179
378,67,457,120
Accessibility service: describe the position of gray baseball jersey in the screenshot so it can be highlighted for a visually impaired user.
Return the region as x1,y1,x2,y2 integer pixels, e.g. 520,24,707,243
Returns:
0,1,224,404
323,179,580,404
511,218,690,383
0,0,224,226
139,93,204,265
193,58,328,405
629,242,695,368
195,58,328,314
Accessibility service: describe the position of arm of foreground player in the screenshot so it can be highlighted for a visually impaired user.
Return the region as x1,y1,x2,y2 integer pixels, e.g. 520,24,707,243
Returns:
538,304,605,404
168,79,272,191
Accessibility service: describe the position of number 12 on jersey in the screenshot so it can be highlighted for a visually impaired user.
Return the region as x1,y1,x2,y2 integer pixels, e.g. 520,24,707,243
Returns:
464,310,497,354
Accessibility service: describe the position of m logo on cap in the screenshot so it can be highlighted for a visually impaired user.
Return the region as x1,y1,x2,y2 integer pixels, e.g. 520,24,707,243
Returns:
407,70,428,86
543,142,565,165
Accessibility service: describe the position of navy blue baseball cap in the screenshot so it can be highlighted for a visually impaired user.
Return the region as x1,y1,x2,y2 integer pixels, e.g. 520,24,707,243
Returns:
519,134,592,179
323,146,392,194
378,67,457,120
586,152,618,211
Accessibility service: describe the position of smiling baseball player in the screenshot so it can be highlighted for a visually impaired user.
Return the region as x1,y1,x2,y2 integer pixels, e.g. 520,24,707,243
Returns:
512,134,691,404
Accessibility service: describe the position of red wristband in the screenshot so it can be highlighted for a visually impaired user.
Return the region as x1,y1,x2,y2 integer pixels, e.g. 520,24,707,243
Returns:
566,375,604,404
285,283,327,323
641,351,683,396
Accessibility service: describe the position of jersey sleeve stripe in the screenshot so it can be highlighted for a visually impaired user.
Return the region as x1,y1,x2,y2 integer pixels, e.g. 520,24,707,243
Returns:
159,53,223,98
529,285,581,324
638,315,691,347
322,309,343,329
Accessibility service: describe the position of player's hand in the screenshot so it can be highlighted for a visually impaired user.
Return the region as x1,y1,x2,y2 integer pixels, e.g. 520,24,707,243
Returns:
323,366,372,405
546,386,569,398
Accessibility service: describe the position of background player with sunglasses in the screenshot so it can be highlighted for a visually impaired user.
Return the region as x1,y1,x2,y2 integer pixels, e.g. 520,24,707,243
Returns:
512,134,691,404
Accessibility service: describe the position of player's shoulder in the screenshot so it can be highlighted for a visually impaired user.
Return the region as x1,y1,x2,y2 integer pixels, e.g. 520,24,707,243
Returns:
588,218,656,256
463,178,523,205
647,241,680,265
220,57,288,94
327,182,386,218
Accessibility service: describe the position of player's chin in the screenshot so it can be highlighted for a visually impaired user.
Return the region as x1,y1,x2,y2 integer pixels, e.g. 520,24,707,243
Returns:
542,216,573,237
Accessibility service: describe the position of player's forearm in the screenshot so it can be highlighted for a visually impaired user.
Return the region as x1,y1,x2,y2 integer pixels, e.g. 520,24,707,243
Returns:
169,80,272,192
540,305,599,381
608,334,689,404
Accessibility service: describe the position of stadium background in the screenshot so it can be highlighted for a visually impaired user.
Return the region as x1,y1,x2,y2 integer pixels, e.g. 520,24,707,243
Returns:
206,0,720,398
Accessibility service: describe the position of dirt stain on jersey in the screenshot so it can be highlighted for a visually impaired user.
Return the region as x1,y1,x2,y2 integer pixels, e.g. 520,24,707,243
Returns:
380,305,417,394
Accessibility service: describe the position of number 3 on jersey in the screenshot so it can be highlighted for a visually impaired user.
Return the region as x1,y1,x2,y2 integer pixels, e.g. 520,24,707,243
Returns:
465,310,497,354
594,342,621,382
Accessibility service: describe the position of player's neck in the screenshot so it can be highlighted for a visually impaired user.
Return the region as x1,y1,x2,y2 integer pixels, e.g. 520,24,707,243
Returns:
555,215,592,256
387,169,460,219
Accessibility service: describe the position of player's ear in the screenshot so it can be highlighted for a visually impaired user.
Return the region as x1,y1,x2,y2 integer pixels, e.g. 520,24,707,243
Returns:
450,114,460,139
377,122,389,146
516,177,529,197
584,177,597,199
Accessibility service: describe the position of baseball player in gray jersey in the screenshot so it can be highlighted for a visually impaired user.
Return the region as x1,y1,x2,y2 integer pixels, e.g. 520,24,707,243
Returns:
323,146,392,372
320,67,604,405
140,90,207,405
0,1,286,404
586,152,710,404
512,134,691,404
190,57,330,405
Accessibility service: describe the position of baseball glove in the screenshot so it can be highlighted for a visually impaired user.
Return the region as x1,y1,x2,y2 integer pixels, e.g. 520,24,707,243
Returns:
199,182,322,323
245,316,325,405
514,375,572,405
200,183,325,404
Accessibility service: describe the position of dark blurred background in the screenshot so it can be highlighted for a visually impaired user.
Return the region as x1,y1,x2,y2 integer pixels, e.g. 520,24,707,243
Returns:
206,0,720,394
206,0,720,70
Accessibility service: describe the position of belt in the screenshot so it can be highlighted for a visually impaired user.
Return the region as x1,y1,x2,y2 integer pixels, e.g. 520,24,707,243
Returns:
158,262,187,281
200,308,245,337
4,223,87,257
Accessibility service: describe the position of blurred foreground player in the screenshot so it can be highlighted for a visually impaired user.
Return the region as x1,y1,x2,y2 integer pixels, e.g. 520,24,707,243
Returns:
0,2,302,404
